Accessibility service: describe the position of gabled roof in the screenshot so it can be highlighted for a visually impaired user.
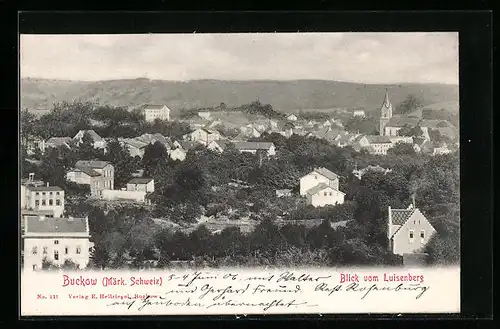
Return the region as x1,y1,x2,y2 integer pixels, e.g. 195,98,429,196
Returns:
390,209,415,225
143,104,167,110
128,178,154,184
24,216,88,234
364,135,392,144
75,160,111,169
233,142,274,150
210,139,232,149
72,167,101,177
74,130,103,142
178,141,198,150
122,138,149,149
386,116,421,128
310,167,338,180
305,183,344,196
46,137,72,147
27,185,64,192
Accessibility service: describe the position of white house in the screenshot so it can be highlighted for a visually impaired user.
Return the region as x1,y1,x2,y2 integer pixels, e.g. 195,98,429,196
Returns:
286,114,298,121
73,130,107,150
353,110,366,117
143,104,171,122
169,141,197,161
126,178,154,193
388,204,437,255
22,216,91,270
21,183,65,218
233,142,276,157
184,128,222,145
358,135,393,155
306,183,345,207
299,167,339,196
198,111,212,120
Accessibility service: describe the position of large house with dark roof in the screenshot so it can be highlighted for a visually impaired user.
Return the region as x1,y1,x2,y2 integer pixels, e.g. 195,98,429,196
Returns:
22,216,91,270
66,160,114,197
388,204,437,255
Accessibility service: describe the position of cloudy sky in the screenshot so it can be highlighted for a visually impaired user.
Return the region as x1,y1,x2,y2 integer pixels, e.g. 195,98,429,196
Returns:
20,32,458,84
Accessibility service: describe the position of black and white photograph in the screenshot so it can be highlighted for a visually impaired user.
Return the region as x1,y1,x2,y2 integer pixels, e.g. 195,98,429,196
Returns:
20,32,460,272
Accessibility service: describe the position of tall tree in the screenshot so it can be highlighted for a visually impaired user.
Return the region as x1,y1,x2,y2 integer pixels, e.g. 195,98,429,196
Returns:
395,94,423,114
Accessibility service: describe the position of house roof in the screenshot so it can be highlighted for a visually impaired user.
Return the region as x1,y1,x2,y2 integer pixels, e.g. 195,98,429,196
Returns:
386,116,421,128
27,185,64,192
25,216,88,234
390,209,415,225
75,160,111,169
46,137,72,147
21,209,55,216
310,167,338,180
122,138,149,149
233,142,274,150
143,104,166,110
210,139,232,149
305,183,339,196
178,141,198,150
128,177,154,184
74,130,103,142
73,167,101,177
364,135,392,144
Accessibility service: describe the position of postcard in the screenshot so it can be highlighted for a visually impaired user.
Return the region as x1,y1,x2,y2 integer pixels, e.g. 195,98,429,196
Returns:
19,32,460,316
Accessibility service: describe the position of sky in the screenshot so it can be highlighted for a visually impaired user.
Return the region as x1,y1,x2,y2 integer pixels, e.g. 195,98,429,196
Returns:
20,32,459,85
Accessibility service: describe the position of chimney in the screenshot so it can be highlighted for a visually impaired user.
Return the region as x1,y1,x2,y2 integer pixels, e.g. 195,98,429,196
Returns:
29,173,34,182
412,194,416,208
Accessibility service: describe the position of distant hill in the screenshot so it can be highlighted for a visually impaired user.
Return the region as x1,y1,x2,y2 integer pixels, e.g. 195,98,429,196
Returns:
21,78,459,116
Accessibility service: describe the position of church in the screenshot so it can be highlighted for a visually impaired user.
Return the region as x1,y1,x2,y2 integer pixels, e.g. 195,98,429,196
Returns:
378,89,429,140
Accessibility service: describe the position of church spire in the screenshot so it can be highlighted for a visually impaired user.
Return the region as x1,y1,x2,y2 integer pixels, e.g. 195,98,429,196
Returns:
382,88,391,109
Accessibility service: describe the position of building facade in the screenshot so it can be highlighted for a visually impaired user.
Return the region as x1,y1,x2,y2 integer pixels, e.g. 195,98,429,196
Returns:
143,104,171,122
306,184,345,207
126,178,155,193
22,183,65,218
388,205,437,255
299,167,340,196
22,216,92,270
66,160,114,197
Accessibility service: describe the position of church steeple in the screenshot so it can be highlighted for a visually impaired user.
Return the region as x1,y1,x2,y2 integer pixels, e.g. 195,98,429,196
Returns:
379,89,393,136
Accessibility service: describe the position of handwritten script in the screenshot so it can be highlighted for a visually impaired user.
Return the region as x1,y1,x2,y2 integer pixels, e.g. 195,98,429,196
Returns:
101,271,430,312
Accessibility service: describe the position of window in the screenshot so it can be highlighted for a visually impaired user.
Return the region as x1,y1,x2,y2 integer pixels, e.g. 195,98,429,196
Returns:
56,199,61,206
409,230,414,240
56,192,60,196
35,200,39,207
54,250,59,261
32,246,37,255
76,247,81,254
35,192,39,196
329,192,332,196
49,199,53,206
54,240,59,245
49,192,53,196
324,192,327,196
43,247,47,254
42,192,46,196
96,181,100,188
420,231,425,239
314,175,317,179
65,247,69,255
41,200,46,206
